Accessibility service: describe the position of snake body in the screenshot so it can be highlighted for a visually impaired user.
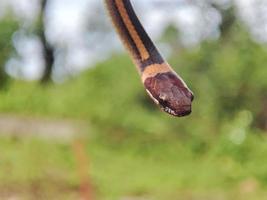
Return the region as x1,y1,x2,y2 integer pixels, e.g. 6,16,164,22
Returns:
105,0,194,117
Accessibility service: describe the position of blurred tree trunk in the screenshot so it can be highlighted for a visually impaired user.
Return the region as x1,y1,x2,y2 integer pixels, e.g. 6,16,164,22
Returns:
211,4,236,38
38,0,55,83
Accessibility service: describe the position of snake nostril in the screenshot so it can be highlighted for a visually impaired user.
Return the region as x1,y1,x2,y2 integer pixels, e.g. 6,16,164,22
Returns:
191,93,194,102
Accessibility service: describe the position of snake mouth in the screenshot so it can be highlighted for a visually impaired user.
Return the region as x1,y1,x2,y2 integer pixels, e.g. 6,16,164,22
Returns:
161,105,192,117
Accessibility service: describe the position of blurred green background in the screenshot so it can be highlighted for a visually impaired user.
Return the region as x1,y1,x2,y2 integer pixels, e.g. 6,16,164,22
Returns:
0,0,267,200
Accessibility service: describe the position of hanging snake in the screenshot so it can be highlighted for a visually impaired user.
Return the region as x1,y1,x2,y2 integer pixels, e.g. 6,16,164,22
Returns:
105,0,194,117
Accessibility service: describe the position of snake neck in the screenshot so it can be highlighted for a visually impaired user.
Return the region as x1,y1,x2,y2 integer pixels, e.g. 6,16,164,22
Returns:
105,0,165,72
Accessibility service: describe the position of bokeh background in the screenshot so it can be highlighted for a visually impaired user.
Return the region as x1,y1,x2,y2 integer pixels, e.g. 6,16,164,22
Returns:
0,0,267,199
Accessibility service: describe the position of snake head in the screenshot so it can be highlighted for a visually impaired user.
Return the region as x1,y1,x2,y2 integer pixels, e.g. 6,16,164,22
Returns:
144,72,194,117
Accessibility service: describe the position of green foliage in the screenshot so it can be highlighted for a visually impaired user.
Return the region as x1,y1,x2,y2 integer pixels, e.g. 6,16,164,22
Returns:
0,17,18,87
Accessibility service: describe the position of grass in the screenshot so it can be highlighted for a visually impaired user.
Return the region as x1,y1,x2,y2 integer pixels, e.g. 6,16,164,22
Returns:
1,131,267,199
0,137,79,200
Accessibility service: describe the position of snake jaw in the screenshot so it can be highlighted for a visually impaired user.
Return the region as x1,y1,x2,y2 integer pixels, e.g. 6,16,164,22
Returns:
160,101,192,117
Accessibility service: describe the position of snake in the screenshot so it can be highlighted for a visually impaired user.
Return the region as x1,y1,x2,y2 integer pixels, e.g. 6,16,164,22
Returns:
105,0,194,117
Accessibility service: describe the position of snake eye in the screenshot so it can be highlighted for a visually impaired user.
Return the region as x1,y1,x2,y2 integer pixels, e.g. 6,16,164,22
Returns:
159,93,167,101
158,93,170,107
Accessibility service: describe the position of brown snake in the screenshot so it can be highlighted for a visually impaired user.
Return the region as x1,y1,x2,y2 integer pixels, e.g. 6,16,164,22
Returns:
105,0,194,117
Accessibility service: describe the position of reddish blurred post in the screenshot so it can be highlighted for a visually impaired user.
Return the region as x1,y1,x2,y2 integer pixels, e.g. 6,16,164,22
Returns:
73,139,95,200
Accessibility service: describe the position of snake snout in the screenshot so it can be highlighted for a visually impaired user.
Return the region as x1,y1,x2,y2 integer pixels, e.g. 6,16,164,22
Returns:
176,106,192,117
168,92,193,117
174,104,192,117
